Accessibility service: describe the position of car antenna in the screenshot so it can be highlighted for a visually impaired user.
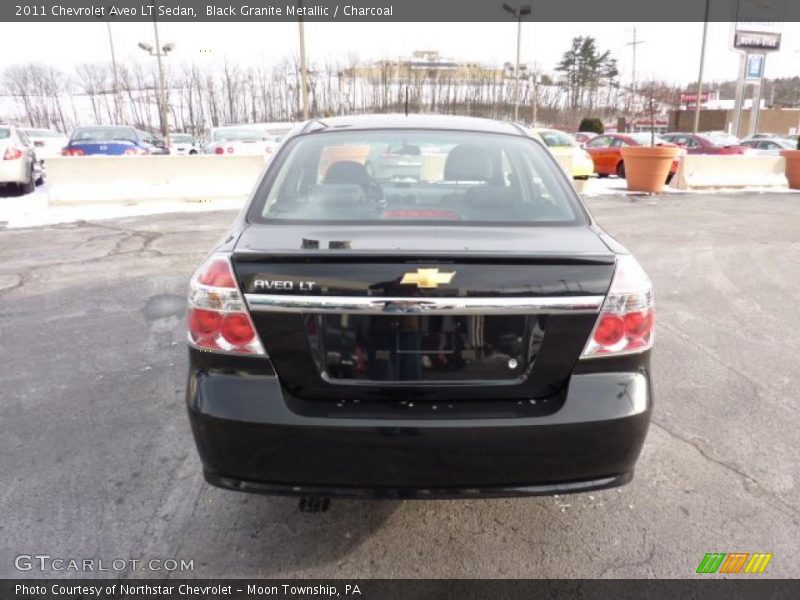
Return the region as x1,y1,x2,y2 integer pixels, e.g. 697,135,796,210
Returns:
404,86,409,117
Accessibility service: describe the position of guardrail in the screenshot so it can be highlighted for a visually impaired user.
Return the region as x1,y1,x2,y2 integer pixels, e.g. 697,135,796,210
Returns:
46,155,268,205
670,155,788,190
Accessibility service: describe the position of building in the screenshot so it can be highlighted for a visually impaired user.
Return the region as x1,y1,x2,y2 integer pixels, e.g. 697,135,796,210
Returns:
343,51,506,83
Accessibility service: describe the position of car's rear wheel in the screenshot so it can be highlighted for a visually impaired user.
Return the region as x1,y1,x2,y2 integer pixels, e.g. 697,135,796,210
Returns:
616,162,626,179
665,172,674,184
20,167,35,194
597,173,608,178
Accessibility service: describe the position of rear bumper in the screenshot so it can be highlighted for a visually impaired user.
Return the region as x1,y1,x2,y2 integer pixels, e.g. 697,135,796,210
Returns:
187,367,652,498
0,160,28,184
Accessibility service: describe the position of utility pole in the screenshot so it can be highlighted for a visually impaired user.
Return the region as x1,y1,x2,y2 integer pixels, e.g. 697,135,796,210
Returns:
693,0,710,133
106,22,122,123
298,0,309,120
627,26,645,127
531,65,539,126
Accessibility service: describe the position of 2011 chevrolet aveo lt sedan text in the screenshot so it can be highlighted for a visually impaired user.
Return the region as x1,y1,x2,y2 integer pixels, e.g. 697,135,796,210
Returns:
185,115,653,501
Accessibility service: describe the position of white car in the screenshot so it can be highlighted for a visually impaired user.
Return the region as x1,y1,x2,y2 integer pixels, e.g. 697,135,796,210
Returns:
204,123,293,157
739,137,796,156
21,127,69,162
1,125,42,194
169,133,200,155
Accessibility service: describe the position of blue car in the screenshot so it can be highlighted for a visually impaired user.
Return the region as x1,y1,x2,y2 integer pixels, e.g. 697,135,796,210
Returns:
61,126,160,156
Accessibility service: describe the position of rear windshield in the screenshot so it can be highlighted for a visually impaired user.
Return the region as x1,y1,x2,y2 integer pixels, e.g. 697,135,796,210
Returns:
250,129,584,225
212,128,268,142
170,134,193,143
703,133,739,147
71,126,137,143
538,130,577,148
23,128,60,137
628,132,666,145
0,128,9,140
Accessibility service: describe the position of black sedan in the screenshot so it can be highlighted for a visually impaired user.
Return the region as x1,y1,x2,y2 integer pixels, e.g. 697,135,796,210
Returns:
185,114,653,504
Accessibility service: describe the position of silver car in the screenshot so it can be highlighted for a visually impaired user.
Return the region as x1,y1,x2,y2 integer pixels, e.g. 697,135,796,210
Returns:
21,127,68,162
204,123,293,157
0,125,42,194
740,137,796,156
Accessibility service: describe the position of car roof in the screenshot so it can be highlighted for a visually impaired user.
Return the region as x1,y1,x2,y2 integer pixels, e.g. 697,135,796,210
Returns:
299,114,527,136
74,124,135,129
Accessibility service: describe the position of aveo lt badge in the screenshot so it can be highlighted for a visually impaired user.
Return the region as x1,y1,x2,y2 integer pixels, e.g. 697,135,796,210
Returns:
400,268,456,289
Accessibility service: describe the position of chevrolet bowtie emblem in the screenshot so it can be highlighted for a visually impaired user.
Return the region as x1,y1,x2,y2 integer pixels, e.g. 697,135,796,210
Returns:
400,268,456,289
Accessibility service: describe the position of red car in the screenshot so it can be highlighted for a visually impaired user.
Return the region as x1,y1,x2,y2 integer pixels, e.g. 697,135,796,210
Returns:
584,132,680,180
661,132,748,155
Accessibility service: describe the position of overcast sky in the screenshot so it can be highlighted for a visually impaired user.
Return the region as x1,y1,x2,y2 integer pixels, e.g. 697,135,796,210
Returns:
3,21,799,84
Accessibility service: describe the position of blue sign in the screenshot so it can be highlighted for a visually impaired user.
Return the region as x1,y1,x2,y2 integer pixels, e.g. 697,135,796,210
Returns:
746,54,765,80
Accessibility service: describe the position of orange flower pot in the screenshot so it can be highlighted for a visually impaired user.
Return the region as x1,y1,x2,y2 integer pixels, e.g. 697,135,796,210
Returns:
620,146,681,194
780,150,800,190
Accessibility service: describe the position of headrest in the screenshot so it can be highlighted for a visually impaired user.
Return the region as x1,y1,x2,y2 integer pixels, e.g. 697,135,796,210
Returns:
324,160,369,186
443,144,492,181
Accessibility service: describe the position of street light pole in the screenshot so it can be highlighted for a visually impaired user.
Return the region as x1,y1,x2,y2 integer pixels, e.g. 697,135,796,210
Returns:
298,0,310,120
502,4,531,122
151,4,169,139
692,0,710,133
138,40,173,141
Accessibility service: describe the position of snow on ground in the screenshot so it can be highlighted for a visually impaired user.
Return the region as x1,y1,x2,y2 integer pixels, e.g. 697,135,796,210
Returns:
580,175,798,197
1,175,798,229
0,182,245,229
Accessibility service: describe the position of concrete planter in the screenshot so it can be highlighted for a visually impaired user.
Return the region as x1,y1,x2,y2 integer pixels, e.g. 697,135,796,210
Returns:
620,146,681,193
780,150,800,190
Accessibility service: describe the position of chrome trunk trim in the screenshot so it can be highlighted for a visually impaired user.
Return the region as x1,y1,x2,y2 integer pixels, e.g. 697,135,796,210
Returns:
244,294,604,315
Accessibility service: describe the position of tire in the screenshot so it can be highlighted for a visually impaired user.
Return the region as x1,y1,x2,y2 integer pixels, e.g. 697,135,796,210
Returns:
616,162,626,179
665,172,674,185
189,150,198,155
597,173,609,179
20,168,35,194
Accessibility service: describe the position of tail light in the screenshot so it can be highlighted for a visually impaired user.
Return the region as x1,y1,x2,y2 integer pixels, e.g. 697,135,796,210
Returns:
581,255,654,358
213,146,224,155
3,147,23,160
61,148,86,157
187,254,265,356
124,147,148,156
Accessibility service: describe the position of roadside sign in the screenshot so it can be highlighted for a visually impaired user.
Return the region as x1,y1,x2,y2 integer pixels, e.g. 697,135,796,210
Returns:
746,54,765,80
732,0,784,52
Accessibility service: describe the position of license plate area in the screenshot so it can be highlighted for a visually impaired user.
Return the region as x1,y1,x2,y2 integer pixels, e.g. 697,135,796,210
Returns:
308,314,545,384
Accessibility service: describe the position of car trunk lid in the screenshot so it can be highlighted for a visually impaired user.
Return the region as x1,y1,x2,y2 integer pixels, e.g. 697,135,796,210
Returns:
233,225,615,402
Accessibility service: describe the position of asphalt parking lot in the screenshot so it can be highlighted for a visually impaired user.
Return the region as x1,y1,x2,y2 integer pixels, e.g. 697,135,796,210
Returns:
1,192,798,578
